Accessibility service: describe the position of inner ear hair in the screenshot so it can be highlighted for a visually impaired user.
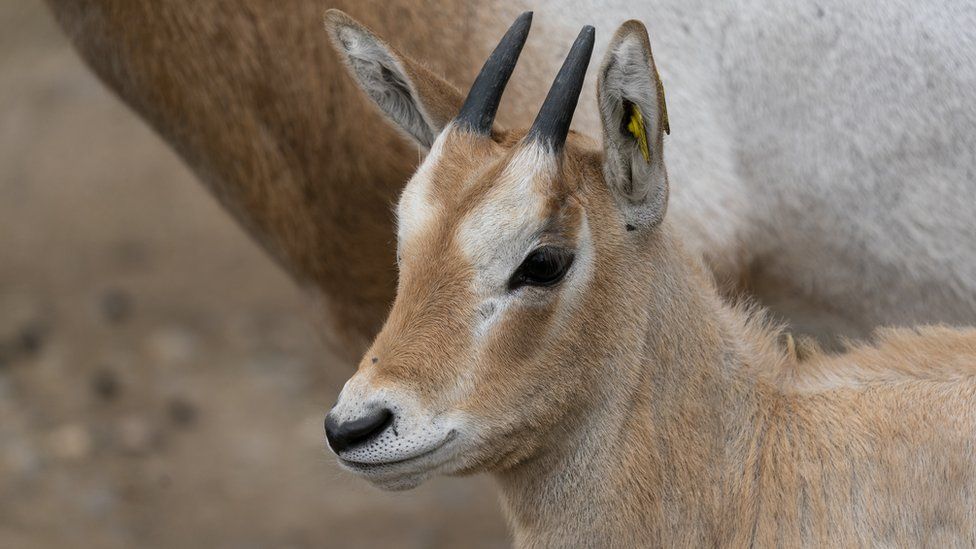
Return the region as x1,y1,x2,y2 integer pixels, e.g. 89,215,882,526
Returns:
604,32,666,146
325,10,454,148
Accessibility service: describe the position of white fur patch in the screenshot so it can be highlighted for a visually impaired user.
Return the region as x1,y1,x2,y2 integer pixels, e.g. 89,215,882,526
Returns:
458,144,555,267
555,212,594,322
396,129,449,245
459,145,552,275
457,144,564,339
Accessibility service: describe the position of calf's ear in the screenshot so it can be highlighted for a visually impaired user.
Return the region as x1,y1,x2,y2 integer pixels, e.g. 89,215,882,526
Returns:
597,20,670,230
325,9,463,149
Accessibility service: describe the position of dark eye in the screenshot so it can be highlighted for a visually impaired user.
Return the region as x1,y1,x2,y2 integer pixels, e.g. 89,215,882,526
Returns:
508,246,575,291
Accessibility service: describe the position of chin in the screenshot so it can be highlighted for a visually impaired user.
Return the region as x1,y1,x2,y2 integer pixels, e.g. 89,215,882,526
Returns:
334,431,473,491
337,457,433,491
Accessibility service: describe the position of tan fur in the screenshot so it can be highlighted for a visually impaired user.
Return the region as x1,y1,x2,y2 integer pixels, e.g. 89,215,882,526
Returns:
319,14,976,547
775,326,976,391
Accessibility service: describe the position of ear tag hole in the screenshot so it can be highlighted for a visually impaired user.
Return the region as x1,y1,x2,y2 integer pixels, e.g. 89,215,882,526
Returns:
626,102,651,163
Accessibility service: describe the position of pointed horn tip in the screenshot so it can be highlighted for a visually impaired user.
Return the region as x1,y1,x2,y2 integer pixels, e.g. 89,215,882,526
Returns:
558,25,595,60
510,11,533,34
525,23,597,150
577,25,596,45
453,11,535,135
500,11,532,33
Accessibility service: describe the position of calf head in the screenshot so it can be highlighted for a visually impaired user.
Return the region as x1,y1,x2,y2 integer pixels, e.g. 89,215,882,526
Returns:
324,11,669,489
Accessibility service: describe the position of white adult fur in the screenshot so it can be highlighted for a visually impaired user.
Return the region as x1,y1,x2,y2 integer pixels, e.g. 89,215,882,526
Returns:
466,0,976,345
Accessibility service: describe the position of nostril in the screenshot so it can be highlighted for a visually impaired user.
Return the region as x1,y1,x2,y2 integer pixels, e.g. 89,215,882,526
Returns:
324,407,394,454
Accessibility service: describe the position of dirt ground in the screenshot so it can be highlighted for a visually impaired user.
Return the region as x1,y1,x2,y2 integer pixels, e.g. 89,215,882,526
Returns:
0,3,508,547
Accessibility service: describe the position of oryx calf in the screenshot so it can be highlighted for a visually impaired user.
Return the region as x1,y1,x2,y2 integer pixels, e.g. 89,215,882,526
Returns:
324,11,976,547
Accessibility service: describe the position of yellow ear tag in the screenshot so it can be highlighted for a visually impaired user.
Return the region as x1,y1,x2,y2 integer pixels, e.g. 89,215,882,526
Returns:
626,103,651,163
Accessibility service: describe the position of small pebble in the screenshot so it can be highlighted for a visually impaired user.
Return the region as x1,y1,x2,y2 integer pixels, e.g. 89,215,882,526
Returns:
117,416,155,455
100,289,133,325
147,328,197,365
17,322,47,357
91,369,121,402
49,424,93,461
167,397,198,428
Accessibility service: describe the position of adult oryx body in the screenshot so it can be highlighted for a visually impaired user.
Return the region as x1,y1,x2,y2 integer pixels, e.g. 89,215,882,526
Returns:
46,0,976,354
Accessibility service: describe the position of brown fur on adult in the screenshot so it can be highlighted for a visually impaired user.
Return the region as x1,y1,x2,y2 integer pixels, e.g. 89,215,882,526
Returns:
42,0,482,358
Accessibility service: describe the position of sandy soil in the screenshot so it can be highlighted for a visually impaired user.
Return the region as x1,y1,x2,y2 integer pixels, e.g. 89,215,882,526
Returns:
0,2,508,547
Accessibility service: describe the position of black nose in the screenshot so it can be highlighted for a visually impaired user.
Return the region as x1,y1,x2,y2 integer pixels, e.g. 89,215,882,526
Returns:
324,407,393,454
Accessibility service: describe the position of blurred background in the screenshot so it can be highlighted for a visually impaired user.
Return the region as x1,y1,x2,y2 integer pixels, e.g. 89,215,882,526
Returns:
0,3,506,547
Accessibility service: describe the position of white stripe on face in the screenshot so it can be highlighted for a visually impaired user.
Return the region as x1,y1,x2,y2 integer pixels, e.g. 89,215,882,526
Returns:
458,144,558,335
459,144,555,285
396,128,450,246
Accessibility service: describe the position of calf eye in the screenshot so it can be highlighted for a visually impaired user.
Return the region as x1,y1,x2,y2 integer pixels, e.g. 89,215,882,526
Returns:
508,246,575,290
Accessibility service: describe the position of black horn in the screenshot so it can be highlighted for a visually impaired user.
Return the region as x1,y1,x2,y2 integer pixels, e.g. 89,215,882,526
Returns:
455,11,533,134
527,25,595,151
